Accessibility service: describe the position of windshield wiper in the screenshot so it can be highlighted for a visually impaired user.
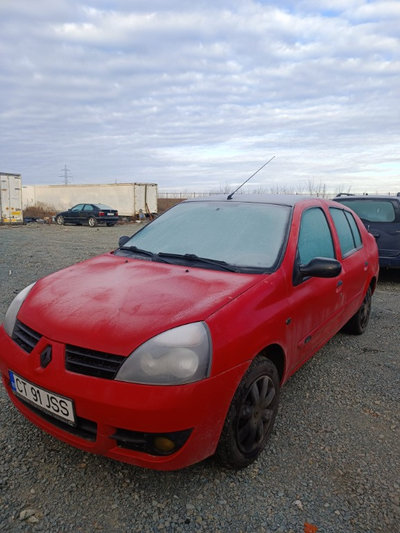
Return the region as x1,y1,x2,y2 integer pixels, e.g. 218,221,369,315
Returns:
120,247,238,271
120,245,157,258
158,252,238,272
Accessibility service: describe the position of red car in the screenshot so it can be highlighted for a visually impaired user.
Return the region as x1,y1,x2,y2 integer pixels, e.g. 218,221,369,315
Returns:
0,195,378,470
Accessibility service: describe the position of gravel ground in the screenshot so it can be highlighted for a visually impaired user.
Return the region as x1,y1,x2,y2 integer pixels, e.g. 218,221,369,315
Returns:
0,223,399,533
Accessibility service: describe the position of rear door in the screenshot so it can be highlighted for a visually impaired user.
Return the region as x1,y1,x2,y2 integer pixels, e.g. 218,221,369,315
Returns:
83,204,95,223
328,207,369,319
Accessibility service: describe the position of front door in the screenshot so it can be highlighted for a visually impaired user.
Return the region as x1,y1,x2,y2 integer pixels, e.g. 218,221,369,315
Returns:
289,207,344,372
66,204,84,223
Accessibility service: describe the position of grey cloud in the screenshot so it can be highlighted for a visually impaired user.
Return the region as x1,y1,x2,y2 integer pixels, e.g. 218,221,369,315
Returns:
0,0,399,193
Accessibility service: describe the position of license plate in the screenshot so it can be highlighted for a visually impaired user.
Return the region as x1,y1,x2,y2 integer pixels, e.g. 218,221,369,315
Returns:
9,371,76,426
107,213,114,216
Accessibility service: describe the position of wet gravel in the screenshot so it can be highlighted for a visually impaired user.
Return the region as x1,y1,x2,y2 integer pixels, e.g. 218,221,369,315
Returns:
0,223,399,533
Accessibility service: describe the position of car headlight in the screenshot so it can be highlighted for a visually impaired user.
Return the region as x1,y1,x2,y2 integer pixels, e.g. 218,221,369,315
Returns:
115,322,212,385
3,282,36,337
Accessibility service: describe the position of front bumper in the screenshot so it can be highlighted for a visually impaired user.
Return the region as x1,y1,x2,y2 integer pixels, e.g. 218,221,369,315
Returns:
0,326,248,470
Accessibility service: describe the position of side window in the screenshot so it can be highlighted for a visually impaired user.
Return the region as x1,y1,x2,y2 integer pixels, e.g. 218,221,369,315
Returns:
344,211,362,248
71,204,84,212
83,204,94,211
298,208,335,265
329,208,362,257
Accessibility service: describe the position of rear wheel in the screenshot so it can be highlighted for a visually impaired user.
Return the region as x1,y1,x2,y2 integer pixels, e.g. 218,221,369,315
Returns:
55,215,64,225
88,217,97,227
342,286,372,335
216,357,280,469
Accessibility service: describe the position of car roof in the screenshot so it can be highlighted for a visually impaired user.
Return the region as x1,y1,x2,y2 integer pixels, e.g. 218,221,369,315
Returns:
185,193,319,207
334,194,400,201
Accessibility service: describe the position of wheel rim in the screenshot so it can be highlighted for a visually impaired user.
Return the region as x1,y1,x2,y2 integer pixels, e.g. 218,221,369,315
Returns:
235,375,276,455
88,218,95,226
359,289,371,329
57,216,63,225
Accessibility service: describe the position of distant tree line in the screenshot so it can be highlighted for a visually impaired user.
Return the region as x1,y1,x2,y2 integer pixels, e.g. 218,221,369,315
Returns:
159,180,353,199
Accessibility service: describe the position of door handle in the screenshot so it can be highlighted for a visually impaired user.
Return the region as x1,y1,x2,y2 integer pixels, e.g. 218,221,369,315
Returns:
336,280,343,294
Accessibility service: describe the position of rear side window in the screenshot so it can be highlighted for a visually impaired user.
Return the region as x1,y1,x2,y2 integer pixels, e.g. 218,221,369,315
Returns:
330,208,362,257
338,199,395,222
345,211,362,248
298,208,335,265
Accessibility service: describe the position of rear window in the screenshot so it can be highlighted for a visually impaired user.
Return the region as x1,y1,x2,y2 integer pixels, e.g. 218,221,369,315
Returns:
337,199,395,223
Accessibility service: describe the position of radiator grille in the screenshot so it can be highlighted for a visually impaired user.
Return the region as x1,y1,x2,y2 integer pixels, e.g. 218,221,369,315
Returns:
65,345,125,379
12,320,42,353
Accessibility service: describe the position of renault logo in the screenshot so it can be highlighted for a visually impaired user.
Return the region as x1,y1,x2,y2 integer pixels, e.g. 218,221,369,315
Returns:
40,346,52,368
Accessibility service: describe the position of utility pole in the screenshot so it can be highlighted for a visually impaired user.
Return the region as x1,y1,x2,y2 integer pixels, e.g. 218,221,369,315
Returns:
60,164,71,185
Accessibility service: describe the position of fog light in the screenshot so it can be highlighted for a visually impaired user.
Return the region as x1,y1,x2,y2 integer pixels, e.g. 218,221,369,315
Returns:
153,436,176,453
112,428,193,455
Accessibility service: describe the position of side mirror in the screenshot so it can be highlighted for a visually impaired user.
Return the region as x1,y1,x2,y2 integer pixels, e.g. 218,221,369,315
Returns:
118,236,130,247
299,257,342,278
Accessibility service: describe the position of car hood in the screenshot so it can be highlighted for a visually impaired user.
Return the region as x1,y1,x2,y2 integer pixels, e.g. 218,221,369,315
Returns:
18,253,262,355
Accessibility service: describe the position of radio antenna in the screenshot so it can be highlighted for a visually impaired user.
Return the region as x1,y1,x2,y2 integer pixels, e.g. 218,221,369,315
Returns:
227,155,275,200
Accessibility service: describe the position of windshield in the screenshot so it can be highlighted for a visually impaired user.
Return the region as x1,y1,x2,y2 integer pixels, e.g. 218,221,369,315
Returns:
121,201,291,271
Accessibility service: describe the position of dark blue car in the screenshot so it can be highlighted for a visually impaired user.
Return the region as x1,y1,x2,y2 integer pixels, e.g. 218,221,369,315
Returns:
334,194,400,268
55,203,119,227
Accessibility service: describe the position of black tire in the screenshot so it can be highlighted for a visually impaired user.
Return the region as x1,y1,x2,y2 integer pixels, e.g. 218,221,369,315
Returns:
55,215,64,225
216,357,280,469
88,217,97,227
342,286,372,335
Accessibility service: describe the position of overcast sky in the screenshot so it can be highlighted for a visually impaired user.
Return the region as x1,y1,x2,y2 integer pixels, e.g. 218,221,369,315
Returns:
1,0,399,193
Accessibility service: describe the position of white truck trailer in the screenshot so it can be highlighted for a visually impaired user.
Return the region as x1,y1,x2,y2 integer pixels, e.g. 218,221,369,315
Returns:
22,182,158,218
0,173,23,224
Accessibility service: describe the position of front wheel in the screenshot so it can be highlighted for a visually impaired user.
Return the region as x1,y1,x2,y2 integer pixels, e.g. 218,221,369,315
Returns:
342,286,372,335
55,215,64,225
88,217,97,227
216,357,280,469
